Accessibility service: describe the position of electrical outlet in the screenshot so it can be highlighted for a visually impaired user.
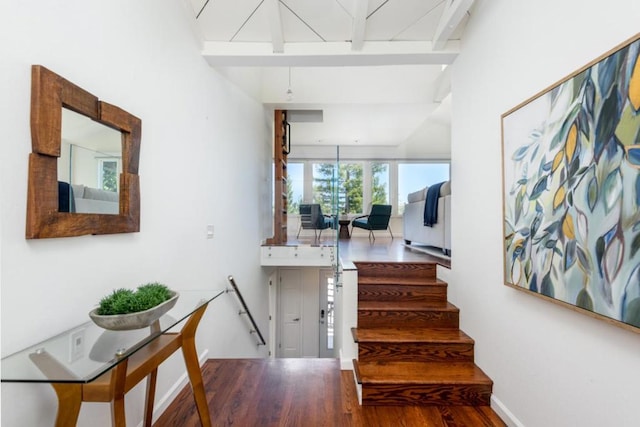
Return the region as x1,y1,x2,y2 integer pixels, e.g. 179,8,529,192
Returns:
68,328,85,363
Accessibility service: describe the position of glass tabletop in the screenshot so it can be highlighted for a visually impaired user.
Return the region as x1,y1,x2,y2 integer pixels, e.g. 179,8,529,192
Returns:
1,289,225,384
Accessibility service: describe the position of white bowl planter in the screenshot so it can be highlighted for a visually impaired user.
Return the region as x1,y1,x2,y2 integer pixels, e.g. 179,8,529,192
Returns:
89,291,179,331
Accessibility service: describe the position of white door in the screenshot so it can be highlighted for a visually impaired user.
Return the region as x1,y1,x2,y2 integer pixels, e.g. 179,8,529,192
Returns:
278,269,302,357
319,269,335,358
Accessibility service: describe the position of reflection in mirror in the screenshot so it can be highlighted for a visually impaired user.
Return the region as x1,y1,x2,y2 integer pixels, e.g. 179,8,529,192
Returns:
58,109,122,214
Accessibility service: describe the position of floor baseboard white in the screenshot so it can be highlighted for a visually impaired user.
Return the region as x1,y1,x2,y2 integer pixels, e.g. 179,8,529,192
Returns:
491,395,525,427
339,349,353,370
402,243,451,260
136,349,209,427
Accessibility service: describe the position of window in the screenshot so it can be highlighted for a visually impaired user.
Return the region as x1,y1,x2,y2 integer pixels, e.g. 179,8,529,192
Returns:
371,162,389,205
338,162,363,214
98,159,119,192
287,160,449,218
313,162,364,215
397,163,450,214
326,275,334,350
287,162,304,214
312,163,336,214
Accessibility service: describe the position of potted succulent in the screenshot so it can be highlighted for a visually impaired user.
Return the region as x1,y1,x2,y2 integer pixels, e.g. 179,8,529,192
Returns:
89,283,179,330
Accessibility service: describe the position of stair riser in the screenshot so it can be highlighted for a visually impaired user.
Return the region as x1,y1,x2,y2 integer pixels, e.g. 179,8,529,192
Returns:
361,384,492,406
355,262,436,281
353,261,495,410
358,310,459,329
358,342,474,362
358,284,447,303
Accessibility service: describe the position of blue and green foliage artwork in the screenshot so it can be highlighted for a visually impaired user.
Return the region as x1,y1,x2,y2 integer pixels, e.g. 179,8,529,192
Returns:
502,34,640,330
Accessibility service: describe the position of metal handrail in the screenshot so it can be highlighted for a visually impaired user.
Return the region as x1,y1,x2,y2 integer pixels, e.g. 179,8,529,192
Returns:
226,275,266,346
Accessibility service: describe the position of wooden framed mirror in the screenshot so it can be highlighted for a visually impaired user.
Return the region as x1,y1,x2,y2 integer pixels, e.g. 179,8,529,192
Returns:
26,65,141,238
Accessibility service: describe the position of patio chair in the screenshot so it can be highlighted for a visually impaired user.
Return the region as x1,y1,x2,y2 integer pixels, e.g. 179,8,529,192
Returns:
351,204,393,241
297,204,334,240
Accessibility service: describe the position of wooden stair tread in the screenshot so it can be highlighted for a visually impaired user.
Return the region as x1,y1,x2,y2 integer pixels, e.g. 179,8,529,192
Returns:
358,277,447,286
355,361,492,385
352,261,495,408
352,358,362,384
358,301,457,311
352,327,473,344
354,262,437,281
355,261,437,268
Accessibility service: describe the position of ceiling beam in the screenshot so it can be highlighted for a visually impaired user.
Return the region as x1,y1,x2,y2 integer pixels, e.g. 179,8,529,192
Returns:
202,41,459,66
265,0,284,53
351,0,369,51
432,0,474,50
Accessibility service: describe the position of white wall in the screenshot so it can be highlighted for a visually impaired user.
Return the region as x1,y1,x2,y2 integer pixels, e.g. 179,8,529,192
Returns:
337,263,358,369
399,118,451,159
0,1,271,426
450,1,640,426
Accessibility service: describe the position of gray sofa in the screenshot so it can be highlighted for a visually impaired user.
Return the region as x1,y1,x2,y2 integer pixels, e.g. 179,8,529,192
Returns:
402,181,451,254
72,184,119,214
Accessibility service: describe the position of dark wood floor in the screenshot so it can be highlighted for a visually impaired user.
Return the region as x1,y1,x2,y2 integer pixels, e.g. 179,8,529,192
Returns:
153,359,505,427
154,240,459,425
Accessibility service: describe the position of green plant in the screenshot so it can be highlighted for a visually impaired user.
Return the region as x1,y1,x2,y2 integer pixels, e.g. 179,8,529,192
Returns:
97,283,172,315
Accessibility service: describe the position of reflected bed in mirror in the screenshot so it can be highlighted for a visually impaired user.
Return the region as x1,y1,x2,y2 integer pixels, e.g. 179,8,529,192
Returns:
59,109,122,214
26,65,141,238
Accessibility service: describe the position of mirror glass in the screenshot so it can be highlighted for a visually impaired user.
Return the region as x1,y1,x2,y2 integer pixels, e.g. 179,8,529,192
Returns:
58,108,122,214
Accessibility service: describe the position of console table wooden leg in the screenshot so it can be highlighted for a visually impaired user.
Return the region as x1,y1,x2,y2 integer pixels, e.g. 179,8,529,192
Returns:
52,383,82,427
143,320,160,427
111,396,126,427
180,303,211,426
110,360,128,427
143,368,158,427
182,339,211,427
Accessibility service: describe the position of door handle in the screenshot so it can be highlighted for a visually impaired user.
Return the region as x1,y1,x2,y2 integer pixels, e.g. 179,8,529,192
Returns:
293,317,300,321
320,309,325,319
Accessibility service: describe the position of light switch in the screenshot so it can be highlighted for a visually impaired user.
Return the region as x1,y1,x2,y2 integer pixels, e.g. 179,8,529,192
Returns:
206,224,214,239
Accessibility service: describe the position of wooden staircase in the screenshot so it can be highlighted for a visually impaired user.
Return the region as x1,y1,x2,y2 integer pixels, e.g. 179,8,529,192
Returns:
352,261,493,406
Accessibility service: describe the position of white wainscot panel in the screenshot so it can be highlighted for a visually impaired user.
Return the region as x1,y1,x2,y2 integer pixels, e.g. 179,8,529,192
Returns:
261,245,335,266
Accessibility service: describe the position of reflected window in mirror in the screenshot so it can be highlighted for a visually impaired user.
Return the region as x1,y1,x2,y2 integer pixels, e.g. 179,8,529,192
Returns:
59,108,122,214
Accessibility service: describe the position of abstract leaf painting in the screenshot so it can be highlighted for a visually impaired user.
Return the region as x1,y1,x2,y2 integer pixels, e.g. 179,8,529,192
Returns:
502,33,640,331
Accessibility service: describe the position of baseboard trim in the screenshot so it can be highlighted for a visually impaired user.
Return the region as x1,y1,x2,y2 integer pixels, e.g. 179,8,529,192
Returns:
491,395,524,427
339,349,353,370
136,349,209,427
402,243,451,261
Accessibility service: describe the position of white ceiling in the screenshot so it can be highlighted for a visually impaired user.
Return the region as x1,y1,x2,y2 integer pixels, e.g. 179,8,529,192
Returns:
185,0,475,152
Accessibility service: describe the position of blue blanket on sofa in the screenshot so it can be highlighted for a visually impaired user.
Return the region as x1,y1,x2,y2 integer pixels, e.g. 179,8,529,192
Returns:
423,181,444,227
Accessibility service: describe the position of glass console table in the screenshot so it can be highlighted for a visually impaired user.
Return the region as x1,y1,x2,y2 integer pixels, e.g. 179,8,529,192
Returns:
2,289,224,427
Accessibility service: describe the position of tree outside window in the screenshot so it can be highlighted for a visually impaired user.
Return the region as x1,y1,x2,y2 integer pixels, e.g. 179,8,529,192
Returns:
372,162,389,205
286,162,304,214
313,163,364,215
99,159,118,192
